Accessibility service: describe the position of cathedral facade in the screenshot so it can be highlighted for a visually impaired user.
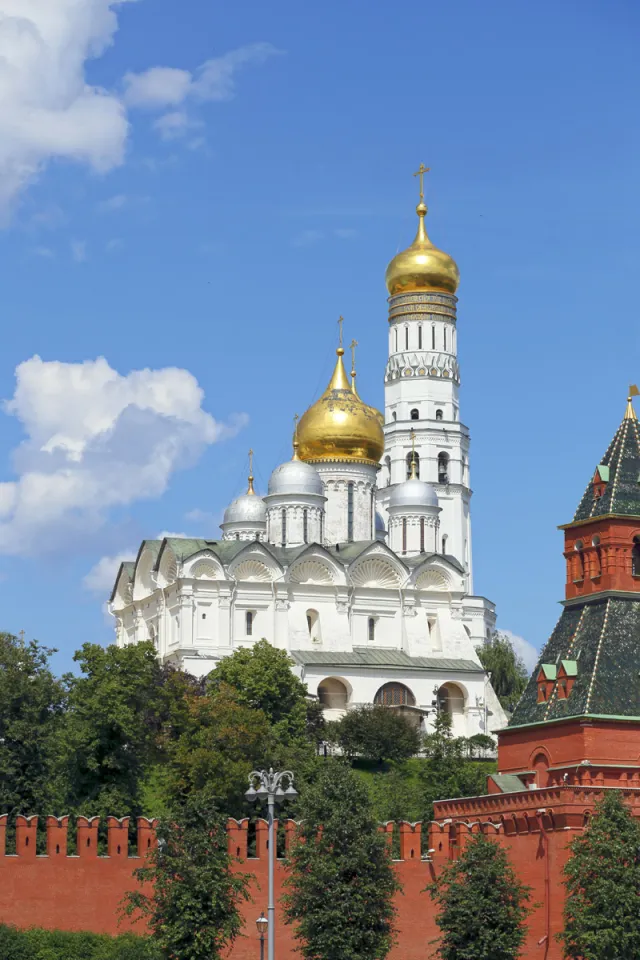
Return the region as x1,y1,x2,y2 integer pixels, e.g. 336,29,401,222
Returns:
110,175,506,738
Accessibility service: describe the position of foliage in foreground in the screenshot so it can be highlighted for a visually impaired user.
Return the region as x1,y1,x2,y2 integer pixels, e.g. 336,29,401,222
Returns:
328,704,421,765
428,833,531,960
283,761,401,960
0,924,159,960
475,632,528,712
122,789,251,960
560,790,640,960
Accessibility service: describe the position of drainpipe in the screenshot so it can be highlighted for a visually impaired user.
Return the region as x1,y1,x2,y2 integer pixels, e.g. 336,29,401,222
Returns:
536,809,550,958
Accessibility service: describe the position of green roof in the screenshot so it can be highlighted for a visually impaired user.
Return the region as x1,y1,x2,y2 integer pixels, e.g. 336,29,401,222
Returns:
509,595,640,729
291,650,482,672
489,774,528,794
538,664,557,680
573,412,640,521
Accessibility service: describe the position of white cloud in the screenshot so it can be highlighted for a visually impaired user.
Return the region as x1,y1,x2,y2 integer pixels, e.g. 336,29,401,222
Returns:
84,549,135,593
0,355,248,556
501,629,539,672
71,239,87,262
0,0,130,218
97,193,128,213
33,246,55,259
124,42,280,138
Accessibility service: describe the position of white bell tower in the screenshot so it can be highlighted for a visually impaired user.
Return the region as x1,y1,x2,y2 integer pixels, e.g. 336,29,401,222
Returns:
375,170,473,590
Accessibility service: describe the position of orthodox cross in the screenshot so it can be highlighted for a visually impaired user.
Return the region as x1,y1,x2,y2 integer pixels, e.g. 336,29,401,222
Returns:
337,315,344,349
248,448,254,474
293,413,299,439
413,163,430,202
410,429,417,472
350,339,358,377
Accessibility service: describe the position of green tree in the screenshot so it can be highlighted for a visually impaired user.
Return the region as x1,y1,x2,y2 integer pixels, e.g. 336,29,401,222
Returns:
429,833,531,960
0,632,67,817
330,705,421,765
122,788,251,960
63,642,168,819
559,790,640,960
419,712,495,821
476,633,528,712
207,639,309,740
283,761,401,960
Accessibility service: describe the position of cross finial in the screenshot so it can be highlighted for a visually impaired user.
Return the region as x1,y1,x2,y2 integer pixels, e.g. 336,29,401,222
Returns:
337,316,344,350
247,448,255,494
409,429,418,479
292,414,300,460
349,339,358,376
413,163,430,202
625,385,639,421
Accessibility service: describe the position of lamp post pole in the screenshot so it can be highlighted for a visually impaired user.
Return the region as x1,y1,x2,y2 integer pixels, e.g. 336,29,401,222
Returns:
246,768,297,960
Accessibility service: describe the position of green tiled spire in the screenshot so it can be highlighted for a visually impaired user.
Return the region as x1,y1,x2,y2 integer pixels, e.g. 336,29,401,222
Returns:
573,397,640,521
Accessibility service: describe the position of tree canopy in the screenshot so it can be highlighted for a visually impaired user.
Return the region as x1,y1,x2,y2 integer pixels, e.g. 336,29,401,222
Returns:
475,633,528,712
329,704,421,765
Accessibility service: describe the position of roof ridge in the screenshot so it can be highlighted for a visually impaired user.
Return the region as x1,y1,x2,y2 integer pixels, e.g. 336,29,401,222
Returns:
585,596,611,713
608,417,630,514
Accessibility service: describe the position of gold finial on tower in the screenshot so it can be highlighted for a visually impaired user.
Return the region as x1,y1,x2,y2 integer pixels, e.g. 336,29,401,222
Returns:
247,448,255,494
337,316,344,355
350,339,359,394
409,429,418,479
625,384,639,421
413,163,430,204
292,414,301,460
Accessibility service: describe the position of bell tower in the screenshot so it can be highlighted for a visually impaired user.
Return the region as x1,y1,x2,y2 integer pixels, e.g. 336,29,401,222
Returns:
376,168,472,588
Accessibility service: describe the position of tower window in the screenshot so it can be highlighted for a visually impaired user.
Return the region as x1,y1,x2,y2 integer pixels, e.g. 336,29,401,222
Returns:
432,325,436,349
442,533,448,554
384,455,391,487
246,611,254,636
438,452,449,483
368,617,376,643
410,408,419,420
406,451,420,479
303,509,308,544
402,518,407,555
592,535,602,578
435,409,443,421
394,328,398,352
405,326,409,349
444,327,447,351
347,482,354,542
307,609,321,642
633,537,640,577
418,325,422,349
281,508,287,546
574,541,585,581
420,518,425,553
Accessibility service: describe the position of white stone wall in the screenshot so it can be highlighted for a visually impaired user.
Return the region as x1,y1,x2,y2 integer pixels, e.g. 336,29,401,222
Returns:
313,462,378,544
388,512,440,557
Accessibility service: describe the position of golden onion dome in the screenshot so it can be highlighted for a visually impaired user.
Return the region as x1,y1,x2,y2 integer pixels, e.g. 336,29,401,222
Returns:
297,348,384,466
385,201,459,296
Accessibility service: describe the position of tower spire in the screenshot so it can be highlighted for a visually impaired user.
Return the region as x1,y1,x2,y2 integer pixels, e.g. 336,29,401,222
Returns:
624,384,639,421
247,448,255,494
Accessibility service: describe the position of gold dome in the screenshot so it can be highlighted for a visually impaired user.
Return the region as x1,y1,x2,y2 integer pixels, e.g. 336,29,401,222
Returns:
385,201,459,296
297,348,384,465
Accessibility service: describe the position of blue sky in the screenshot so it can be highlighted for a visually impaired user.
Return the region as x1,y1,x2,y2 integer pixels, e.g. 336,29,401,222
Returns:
0,0,638,673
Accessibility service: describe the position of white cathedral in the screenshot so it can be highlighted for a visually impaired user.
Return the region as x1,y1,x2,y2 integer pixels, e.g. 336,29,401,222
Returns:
110,174,507,737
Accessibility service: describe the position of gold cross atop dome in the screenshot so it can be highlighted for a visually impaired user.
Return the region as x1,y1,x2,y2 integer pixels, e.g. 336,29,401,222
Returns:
247,448,255,494
350,339,358,393
337,316,344,352
413,163,430,203
409,429,418,479
292,414,300,460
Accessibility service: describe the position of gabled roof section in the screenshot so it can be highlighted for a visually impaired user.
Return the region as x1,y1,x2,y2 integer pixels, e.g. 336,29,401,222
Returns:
509,595,640,728
572,401,640,521
291,650,482,672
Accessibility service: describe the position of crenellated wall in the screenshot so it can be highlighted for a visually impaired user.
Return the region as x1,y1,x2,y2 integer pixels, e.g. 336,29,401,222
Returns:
1,806,631,960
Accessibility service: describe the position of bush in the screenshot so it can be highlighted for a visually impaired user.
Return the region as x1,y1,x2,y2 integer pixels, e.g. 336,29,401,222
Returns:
0,925,160,960
329,705,421,764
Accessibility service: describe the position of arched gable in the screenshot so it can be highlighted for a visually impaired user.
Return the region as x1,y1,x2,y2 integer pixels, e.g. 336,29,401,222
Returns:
156,542,179,589
133,541,161,601
110,562,134,610
182,550,225,581
348,542,408,588
228,542,283,583
411,556,463,592
287,545,346,586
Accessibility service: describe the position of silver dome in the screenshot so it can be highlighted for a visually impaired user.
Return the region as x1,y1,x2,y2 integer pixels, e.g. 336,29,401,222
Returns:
267,459,323,497
375,511,386,532
389,477,439,510
223,493,267,525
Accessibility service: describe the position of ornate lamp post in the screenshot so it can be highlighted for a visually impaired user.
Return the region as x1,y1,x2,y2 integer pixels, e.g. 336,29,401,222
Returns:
246,768,297,960
256,912,268,960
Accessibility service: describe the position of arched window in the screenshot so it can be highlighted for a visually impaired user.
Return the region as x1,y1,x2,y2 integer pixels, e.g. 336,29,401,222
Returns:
406,451,420,479
347,482,354,542
575,540,584,581
307,609,321,643
405,326,409,349
438,452,449,483
374,682,416,707
418,325,422,349
235,533,240,540
392,411,397,422
420,518,425,553
633,537,640,577
435,409,443,421
318,677,348,710
437,682,465,718
592,535,602,578
384,455,391,487
402,518,407,555
246,611,254,636
394,328,398,352
303,508,309,544
410,408,419,420
281,508,287,546
442,533,448,554
444,326,447,351
367,617,376,643
431,325,436,349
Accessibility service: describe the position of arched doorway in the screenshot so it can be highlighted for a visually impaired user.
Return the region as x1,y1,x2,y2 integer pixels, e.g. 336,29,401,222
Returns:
436,682,466,735
317,678,349,719
374,682,416,707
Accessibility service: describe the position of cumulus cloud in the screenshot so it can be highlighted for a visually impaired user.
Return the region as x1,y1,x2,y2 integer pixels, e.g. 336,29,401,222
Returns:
124,42,281,138
0,356,247,556
0,0,130,217
84,549,135,593
501,629,539,672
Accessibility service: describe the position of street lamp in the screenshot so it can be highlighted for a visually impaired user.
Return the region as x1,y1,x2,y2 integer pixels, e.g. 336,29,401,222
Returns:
246,768,297,960
256,912,268,960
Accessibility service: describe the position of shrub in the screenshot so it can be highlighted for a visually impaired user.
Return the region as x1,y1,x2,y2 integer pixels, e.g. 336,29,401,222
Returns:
0,925,160,960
